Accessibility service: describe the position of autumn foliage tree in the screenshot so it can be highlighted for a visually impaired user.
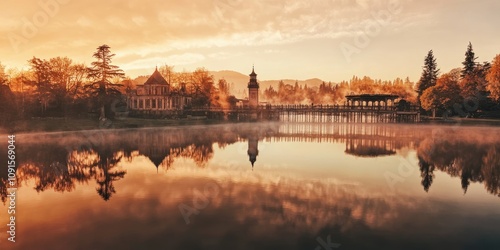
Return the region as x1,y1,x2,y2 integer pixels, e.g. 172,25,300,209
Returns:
212,78,236,109
156,66,236,108
10,57,89,117
26,57,54,115
189,67,215,107
262,76,416,105
420,69,462,117
0,62,7,85
486,54,500,102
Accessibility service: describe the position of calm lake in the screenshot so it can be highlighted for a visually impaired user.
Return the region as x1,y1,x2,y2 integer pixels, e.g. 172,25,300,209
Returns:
1,122,499,250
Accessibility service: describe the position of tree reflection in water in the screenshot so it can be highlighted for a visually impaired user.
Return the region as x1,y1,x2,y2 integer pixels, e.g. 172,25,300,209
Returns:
483,146,500,196
418,156,435,193
1,123,499,203
417,134,500,197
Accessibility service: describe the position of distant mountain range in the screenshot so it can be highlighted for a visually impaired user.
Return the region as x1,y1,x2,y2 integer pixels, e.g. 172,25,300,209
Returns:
210,70,325,97
131,70,327,98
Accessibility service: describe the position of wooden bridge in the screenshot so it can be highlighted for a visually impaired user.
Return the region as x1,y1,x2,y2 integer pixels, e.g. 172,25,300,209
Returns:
185,103,421,123
132,94,421,123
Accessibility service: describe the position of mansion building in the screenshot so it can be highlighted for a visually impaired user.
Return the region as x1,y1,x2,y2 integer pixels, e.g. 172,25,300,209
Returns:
128,67,191,116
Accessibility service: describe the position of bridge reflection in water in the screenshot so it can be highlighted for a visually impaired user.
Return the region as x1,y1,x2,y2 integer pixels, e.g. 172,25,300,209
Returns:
271,123,415,157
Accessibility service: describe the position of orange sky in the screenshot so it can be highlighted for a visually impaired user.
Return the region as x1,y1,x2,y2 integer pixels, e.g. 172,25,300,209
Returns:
1,0,499,81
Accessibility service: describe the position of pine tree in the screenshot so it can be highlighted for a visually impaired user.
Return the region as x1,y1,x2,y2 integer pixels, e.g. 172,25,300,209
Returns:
459,43,487,112
461,42,477,78
417,50,439,106
86,44,125,120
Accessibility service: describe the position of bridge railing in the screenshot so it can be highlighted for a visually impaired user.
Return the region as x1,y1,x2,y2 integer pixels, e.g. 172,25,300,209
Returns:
184,104,420,112
258,104,418,111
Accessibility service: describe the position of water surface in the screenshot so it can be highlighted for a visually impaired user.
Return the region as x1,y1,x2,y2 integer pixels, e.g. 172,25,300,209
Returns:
1,122,499,250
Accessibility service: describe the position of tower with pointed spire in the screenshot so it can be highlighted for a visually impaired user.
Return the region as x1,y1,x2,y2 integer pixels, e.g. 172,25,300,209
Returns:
247,135,259,170
248,66,259,109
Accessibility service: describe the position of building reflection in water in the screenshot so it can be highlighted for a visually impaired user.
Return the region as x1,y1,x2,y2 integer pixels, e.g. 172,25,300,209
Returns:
273,122,415,157
1,123,499,203
247,134,259,170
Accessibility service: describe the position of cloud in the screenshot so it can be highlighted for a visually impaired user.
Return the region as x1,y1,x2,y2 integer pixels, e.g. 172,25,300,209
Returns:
76,16,92,27
120,53,206,71
3,0,497,81
132,16,147,26
0,0,421,54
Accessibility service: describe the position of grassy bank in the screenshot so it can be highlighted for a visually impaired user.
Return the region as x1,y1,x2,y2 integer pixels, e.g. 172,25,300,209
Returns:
0,117,234,134
422,116,500,126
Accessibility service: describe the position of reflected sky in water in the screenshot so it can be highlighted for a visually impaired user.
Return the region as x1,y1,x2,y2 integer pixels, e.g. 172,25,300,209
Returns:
1,123,499,250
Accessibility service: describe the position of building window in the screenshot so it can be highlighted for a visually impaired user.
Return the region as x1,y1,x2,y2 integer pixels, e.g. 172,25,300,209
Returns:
146,99,151,109
139,99,144,109
134,99,138,109
152,99,156,109
158,99,163,110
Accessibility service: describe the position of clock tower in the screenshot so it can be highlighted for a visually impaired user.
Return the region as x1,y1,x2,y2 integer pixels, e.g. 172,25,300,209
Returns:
248,66,259,109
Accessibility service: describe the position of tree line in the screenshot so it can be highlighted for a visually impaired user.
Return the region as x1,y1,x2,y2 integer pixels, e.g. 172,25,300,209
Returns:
417,43,500,117
1,42,500,122
154,65,238,109
1,45,123,120
262,42,500,115
262,76,417,105
0,44,237,122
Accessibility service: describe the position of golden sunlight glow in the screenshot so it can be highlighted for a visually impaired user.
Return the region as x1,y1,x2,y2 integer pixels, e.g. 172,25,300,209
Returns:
1,0,499,81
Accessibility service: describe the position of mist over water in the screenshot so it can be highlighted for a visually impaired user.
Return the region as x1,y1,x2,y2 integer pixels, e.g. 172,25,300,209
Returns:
1,122,499,250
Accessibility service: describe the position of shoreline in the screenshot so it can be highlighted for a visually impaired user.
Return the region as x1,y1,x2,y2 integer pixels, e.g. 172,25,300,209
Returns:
0,117,235,134
421,117,500,126
1,116,500,134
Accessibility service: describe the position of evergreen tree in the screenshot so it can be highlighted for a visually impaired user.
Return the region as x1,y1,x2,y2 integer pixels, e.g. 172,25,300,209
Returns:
417,50,439,106
86,44,125,120
459,43,489,115
461,42,477,78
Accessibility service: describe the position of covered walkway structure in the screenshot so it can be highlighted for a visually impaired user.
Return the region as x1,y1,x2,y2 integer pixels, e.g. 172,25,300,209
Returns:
345,94,399,110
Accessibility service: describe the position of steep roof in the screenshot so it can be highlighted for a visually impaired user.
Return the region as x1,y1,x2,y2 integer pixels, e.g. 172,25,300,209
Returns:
144,68,169,85
249,66,257,76
248,66,259,88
